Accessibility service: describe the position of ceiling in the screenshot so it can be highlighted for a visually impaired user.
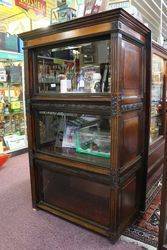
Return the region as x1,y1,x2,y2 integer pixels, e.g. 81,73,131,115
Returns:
131,0,167,41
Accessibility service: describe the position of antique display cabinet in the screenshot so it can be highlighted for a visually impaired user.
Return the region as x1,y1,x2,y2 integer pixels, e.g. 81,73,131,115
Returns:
146,43,167,207
158,98,167,250
20,9,151,241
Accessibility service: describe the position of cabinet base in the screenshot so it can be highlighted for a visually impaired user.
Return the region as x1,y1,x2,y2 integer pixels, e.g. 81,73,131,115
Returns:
36,201,140,243
36,202,121,243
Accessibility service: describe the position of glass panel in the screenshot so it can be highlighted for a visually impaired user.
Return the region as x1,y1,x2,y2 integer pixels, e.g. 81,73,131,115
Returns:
40,166,110,226
36,39,111,94
150,54,165,144
37,111,111,167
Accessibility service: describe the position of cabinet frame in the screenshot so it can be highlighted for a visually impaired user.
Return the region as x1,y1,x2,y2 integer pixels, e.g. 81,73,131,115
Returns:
20,9,151,242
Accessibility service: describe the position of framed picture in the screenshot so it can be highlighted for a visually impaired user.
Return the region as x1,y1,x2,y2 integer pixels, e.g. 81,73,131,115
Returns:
83,54,94,64
82,43,95,54
92,0,103,14
84,0,95,16
57,0,66,7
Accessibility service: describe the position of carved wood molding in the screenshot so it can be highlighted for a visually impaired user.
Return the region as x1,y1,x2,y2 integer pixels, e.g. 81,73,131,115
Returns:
121,102,143,112
111,169,120,187
111,21,122,30
30,100,143,116
31,102,111,115
111,95,121,116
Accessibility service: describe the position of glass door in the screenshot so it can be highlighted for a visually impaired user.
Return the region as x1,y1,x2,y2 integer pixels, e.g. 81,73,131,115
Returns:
35,38,111,95
35,110,111,168
150,54,165,144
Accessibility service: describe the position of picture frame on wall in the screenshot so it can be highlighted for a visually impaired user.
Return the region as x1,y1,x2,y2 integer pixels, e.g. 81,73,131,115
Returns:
84,0,108,16
91,0,103,14
84,0,95,16
83,54,94,64
81,43,95,54
57,0,66,7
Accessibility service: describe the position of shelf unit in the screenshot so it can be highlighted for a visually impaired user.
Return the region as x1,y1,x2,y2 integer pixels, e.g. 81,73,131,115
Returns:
0,56,27,154
19,9,151,242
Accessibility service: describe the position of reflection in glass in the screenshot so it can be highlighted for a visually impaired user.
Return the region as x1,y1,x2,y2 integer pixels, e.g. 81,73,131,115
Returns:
37,40,111,94
37,111,111,167
150,55,164,143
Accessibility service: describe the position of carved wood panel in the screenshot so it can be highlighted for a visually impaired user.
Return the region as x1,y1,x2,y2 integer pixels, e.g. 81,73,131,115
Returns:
119,176,136,225
121,111,142,166
122,40,142,97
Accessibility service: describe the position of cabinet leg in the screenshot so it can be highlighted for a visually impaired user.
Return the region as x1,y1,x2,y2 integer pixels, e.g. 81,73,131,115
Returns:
108,234,120,244
32,202,39,211
33,208,39,211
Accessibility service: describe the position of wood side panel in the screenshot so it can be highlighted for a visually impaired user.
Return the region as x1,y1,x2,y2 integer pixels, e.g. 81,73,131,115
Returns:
122,40,142,97
119,176,136,225
120,111,141,166
118,165,143,230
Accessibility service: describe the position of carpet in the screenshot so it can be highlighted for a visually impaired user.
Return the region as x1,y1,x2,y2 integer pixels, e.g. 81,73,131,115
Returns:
0,153,145,250
123,190,161,247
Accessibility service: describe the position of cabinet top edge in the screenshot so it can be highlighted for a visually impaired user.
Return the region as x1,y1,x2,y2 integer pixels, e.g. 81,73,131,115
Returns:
152,42,167,59
19,8,150,42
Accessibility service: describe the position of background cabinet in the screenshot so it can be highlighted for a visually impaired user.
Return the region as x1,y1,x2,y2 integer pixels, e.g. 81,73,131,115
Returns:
20,9,151,242
158,87,167,250
146,43,167,207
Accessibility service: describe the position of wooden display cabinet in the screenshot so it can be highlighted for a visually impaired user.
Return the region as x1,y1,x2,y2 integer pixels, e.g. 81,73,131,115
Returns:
146,43,167,207
158,95,167,250
20,9,151,242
